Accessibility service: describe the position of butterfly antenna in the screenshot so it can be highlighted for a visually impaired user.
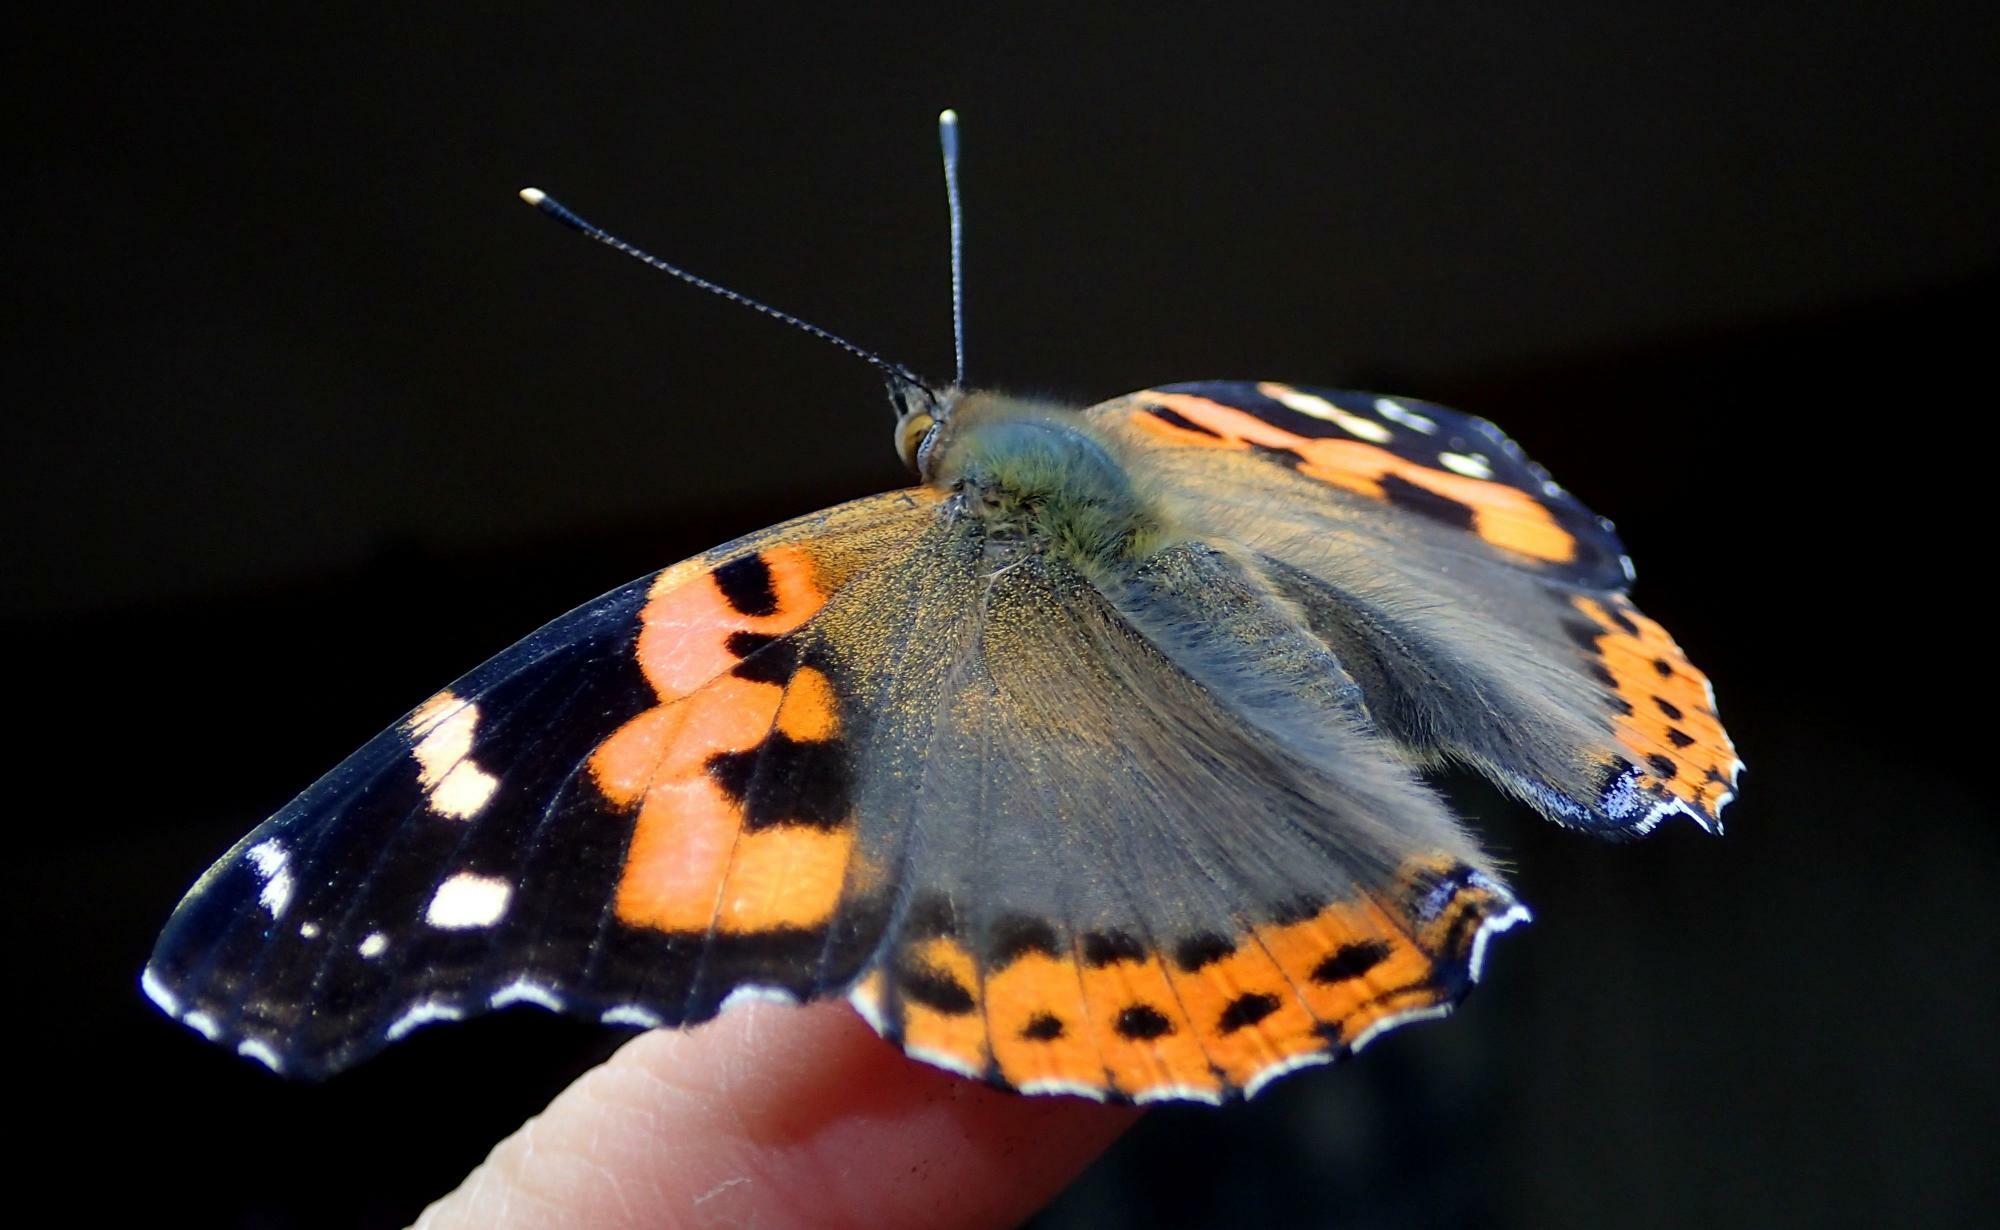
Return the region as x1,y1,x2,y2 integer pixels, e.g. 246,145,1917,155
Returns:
939,108,966,387
517,187,936,400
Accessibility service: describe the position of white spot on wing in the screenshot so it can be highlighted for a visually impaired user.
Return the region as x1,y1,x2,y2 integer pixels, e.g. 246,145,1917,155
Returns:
1242,1051,1336,1100
358,932,389,959
236,1039,284,1072
299,921,320,939
1349,1003,1453,1054
183,1010,222,1041
720,985,801,1014
601,1004,664,1029
1262,382,1395,443
1374,397,1437,434
405,692,500,819
1133,1083,1226,1106
245,838,293,918
1468,904,1533,982
906,1044,985,1080
1439,451,1495,480
385,1001,463,1042
1016,1078,1109,1101
489,979,564,1011
847,985,890,1035
141,967,180,1018
431,761,499,819
425,872,513,929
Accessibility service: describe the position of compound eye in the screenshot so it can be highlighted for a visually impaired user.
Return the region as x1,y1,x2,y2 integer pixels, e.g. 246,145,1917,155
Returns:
895,412,936,471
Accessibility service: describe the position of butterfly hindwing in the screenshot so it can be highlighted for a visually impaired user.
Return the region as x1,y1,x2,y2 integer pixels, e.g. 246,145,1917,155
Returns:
823,527,1529,1102
1090,381,1740,837
144,490,938,1076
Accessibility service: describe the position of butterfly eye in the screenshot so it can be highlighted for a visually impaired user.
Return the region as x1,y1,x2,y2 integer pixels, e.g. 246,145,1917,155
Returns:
895,412,937,472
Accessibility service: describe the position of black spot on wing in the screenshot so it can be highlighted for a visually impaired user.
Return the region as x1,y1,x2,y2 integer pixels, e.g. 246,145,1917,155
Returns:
897,964,976,1015
1022,1012,1066,1041
1378,472,1477,532
713,554,779,617
903,893,961,941
1144,405,1223,438
1249,442,1306,469
990,914,1061,967
704,732,852,831
727,633,797,684
1173,932,1236,972
1115,1004,1174,1040
1217,992,1281,1034
1311,941,1394,984
1081,930,1148,968
1563,620,1605,652
1265,896,1328,927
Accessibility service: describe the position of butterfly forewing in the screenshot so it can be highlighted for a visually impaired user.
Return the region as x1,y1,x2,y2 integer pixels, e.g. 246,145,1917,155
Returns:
145,491,937,1076
1089,381,1740,837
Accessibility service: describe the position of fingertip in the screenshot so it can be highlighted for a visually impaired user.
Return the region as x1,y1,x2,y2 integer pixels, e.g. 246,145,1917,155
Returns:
413,1001,1137,1230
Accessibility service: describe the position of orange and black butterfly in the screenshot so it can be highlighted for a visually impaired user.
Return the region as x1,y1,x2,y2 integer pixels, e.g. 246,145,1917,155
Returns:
146,113,1739,1104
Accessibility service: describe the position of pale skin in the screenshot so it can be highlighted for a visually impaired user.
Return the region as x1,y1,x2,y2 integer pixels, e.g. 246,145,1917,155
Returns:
411,1000,1138,1229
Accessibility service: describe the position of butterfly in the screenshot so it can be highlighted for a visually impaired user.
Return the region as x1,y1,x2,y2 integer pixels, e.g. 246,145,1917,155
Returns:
145,113,1740,1104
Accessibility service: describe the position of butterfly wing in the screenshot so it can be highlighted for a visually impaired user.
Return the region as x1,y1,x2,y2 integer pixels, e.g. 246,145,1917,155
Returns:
144,489,939,1077
1089,380,1741,837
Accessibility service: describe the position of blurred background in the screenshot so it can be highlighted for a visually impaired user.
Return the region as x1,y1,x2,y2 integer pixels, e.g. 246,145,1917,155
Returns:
9,4,1994,1226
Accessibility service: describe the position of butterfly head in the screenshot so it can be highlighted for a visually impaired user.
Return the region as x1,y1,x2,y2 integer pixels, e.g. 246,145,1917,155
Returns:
891,377,957,475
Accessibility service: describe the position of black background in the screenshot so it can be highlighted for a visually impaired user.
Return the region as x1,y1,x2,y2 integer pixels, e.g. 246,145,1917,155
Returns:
10,5,1996,1227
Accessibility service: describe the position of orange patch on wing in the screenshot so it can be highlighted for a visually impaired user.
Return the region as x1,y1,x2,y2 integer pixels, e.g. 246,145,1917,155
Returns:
1077,949,1225,1101
613,777,744,931
1572,594,1740,817
986,952,1107,1093
589,678,784,806
1254,899,1440,1046
1160,939,1326,1088
713,826,854,932
1133,391,1576,564
897,937,990,1075
774,666,840,741
597,543,866,936
636,546,829,701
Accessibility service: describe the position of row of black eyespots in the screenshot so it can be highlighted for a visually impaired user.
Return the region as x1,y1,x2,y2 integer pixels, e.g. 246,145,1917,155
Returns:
1564,616,1661,728
1654,695,1698,749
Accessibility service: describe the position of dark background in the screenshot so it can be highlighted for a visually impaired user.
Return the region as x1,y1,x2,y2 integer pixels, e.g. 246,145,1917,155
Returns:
10,4,1995,1226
